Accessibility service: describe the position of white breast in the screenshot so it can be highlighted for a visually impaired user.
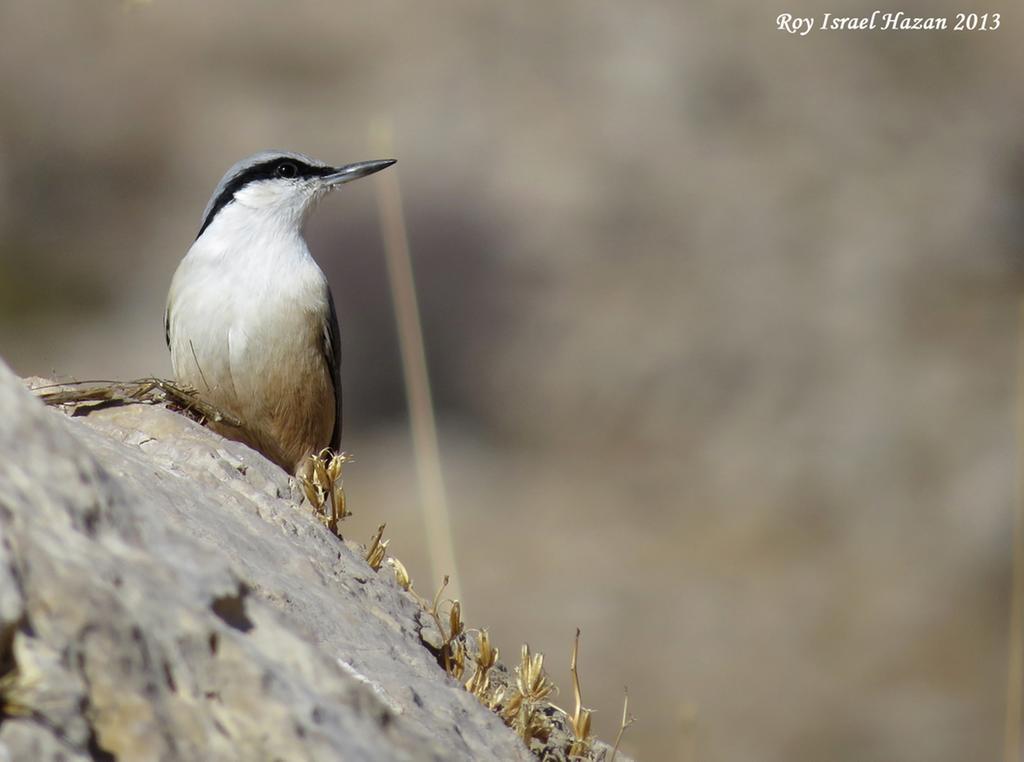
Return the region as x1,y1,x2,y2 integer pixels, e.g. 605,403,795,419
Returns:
166,203,331,416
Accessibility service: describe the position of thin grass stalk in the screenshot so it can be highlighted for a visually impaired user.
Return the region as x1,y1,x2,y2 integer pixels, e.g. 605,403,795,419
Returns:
370,120,462,602
1006,301,1024,762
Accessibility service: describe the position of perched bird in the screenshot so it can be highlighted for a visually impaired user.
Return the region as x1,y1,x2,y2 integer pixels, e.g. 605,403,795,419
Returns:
165,150,395,475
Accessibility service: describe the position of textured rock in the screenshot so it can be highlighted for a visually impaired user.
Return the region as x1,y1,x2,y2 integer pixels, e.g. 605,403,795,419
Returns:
0,358,534,762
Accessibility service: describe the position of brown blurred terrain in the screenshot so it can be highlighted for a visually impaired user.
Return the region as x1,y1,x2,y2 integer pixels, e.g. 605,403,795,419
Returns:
1,1,1022,759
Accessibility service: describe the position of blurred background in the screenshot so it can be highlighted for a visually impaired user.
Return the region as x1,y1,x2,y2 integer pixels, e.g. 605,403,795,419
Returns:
1,1,1022,759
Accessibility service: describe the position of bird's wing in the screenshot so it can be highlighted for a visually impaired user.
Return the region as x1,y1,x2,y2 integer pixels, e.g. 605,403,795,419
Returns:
323,287,342,451
164,307,171,349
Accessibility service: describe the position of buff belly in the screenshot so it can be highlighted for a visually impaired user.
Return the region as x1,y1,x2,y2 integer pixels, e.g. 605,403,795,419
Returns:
169,283,335,474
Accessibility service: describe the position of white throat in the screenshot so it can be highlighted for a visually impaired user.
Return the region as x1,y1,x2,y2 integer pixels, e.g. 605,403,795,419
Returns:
190,186,329,271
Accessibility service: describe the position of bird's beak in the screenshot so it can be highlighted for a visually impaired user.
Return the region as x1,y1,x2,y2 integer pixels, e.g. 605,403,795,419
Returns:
322,159,396,187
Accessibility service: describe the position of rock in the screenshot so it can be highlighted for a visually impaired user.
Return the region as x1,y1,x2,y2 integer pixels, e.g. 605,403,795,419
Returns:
0,358,534,762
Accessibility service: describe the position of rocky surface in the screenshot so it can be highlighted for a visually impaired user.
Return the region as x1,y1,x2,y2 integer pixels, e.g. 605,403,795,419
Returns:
0,357,542,762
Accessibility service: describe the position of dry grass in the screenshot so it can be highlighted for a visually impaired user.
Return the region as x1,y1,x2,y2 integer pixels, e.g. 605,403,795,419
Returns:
298,449,353,536
465,628,498,698
0,667,30,720
568,629,594,758
609,689,636,762
361,526,632,760
29,377,242,428
365,523,389,571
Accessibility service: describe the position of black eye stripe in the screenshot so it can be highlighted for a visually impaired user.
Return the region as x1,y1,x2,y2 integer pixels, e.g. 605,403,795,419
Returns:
196,158,336,238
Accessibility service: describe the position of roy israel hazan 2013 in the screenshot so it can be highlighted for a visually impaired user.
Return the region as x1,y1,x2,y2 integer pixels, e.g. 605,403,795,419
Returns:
776,11,999,35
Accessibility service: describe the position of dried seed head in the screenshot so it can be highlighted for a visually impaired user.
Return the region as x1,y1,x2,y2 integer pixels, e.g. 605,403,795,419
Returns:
448,637,466,680
367,539,389,571
326,454,343,483
487,686,506,712
387,557,412,591
312,457,329,490
332,483,349,521
365,524,389,570
478,629,496,667
501,690,523,723
517,644,554,704
299,477,321,509
465,629,498,697
448,601,463,640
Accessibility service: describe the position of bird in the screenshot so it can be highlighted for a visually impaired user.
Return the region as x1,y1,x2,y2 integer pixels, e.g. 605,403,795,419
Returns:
165,150,395,476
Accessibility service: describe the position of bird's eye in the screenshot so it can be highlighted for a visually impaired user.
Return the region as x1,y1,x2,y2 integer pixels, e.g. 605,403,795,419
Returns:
276,161,298,179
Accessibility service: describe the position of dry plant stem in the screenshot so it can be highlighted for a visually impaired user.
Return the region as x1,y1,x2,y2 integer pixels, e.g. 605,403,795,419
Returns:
370,121,462,603
422,575,466,678
31,378,243,428
1007,301,1024,762
608,688,635,762
430,575,449,619
568,628,593,758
